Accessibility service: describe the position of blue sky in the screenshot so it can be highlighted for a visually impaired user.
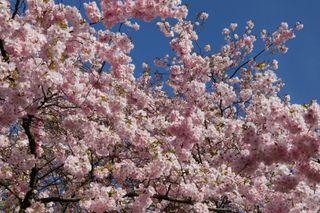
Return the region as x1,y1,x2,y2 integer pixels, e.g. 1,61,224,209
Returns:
127,0,320,104
60,0,319,104
188,0,320,104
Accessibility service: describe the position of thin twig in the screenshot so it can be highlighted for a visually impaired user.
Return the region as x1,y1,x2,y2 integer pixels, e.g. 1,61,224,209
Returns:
11,0,21,19
229,44,273,79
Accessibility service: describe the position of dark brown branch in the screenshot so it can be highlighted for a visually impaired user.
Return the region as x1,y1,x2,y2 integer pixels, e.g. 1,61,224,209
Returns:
229,44,273,79
38,157,56,170
88,150,95,180
165,184,171,197
20,114,39,212
11,0,21,19
125,192,193,204
219,99,224,116
126,192,235,212
208,207,235,212
153,194,193,204
21,115,37,157
41,103,79,109
98,61,106,74
38,177,63,191
0,182,22,203
37,91,59,110
38,197,80,203
19,168,38,212
38,164,64,181
118,22,124,32
0,39,9,62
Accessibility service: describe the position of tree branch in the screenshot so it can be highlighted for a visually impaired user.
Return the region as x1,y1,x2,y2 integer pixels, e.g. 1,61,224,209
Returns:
0,182,22,203
20,114,39,212
11,0,21,19
125,191,193,204
98,61,106,74
19,168,38,212
38,197,80,203
21,115,37,157
125,192,236,212
208,207,235,212
37,164,64,181
0,39,9,62
229,44,273,79
152,194,193,204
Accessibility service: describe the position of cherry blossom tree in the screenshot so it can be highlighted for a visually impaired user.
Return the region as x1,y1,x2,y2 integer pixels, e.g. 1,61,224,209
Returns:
0,0,319,212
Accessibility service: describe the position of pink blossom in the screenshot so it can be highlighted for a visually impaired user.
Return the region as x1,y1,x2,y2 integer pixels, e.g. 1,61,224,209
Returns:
204,44,211,52
198,12,209,21
230,22,238,31
247,20,254,29
84,2,102,23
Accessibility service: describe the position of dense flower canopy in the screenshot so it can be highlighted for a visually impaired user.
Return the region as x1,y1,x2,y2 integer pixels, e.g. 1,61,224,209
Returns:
0,0,319,212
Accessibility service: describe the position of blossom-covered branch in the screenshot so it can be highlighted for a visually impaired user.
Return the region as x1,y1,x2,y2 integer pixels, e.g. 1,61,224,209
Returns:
0,0,318,212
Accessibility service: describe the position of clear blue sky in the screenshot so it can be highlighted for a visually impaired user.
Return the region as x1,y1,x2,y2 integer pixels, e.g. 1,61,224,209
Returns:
63,0,319,104
191,0,320,104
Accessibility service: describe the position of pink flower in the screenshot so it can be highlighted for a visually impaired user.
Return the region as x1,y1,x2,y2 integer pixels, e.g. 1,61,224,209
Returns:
204,44,211,52
198,12,209,21
230,22,238,31
295,21,304,30
247,20,254,29
84,2,101,23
